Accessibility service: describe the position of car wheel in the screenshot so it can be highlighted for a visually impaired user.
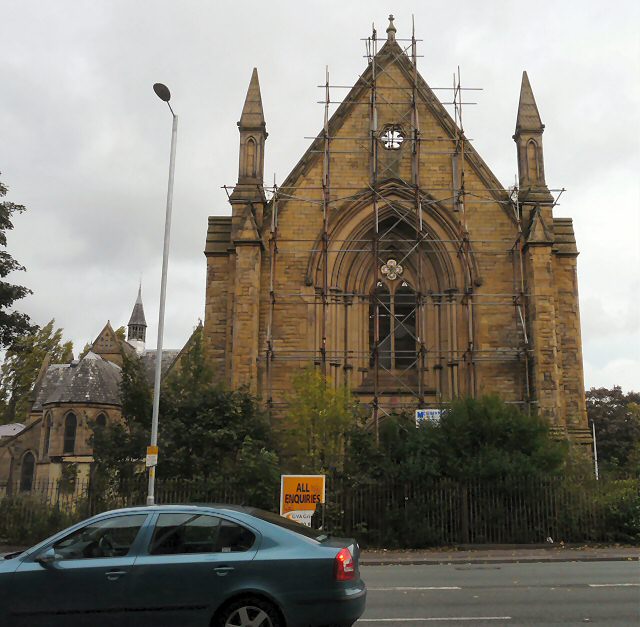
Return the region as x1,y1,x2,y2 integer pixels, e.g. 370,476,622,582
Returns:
217,597,283,627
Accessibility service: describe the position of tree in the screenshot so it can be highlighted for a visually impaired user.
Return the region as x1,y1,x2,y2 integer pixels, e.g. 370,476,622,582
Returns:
0,320,73,423
342,396,567,484
92,351,152,487
587,386,640,475
284,368,361,473
0,174,34,348
433,396,567,480
92,327,280,508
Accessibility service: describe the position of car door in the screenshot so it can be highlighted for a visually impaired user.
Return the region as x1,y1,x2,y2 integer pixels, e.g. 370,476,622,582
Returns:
129,510,260,627
9,512,149,627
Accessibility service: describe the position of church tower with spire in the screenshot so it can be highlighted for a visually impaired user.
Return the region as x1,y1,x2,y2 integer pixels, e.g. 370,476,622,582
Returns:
515,71,587,431
127,285,147,354
204,68,267,392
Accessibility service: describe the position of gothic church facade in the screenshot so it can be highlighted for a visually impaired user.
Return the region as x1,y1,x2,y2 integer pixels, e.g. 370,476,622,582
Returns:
204,17,588,442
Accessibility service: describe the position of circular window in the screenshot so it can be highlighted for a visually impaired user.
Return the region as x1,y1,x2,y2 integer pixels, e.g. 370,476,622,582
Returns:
380,125,405,150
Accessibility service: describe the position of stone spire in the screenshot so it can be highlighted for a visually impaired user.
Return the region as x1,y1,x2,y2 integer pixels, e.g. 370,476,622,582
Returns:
239,68,266,132
515,71,543,134
386,14,396,41
513,71,550,196
127,284,147,353
235,68,267,189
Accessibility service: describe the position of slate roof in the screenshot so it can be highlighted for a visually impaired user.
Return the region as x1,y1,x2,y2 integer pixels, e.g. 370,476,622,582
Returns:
0,423,25,439
31,351,122,411
128,285,147,326
140,349,181,386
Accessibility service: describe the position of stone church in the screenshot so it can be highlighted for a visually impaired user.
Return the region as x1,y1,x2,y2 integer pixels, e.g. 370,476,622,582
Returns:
204,16,589,442
0,289,186,495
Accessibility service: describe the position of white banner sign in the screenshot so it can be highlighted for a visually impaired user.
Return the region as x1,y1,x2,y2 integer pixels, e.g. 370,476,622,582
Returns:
415,408,442,425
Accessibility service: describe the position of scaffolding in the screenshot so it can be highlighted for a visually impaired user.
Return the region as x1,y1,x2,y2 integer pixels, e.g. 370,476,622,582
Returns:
224,18,566,435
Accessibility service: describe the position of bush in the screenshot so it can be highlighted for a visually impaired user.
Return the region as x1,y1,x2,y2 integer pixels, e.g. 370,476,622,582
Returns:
0,496,85,546
595,478,640,543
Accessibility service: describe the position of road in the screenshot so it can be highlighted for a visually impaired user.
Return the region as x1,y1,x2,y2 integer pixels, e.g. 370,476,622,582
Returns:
357,560,639,626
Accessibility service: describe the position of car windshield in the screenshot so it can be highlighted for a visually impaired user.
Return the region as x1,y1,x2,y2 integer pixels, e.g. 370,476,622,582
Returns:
250,509,328,541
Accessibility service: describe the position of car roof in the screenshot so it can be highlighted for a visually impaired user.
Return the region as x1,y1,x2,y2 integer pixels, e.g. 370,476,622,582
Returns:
94,503,262,517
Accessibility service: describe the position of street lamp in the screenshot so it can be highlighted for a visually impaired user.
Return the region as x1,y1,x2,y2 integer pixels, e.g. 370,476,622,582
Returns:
147,83,178,506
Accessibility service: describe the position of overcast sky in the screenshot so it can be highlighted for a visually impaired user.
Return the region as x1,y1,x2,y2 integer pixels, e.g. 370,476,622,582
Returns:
1,1,638,392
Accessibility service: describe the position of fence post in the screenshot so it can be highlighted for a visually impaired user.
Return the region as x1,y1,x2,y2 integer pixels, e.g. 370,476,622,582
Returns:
460,483,470,544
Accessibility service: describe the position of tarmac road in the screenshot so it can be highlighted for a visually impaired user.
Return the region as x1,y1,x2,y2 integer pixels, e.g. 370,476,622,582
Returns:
357,560,639,626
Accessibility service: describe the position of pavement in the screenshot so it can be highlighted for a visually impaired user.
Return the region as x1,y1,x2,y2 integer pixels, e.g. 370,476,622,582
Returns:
3,543,638,565
360,544,640,565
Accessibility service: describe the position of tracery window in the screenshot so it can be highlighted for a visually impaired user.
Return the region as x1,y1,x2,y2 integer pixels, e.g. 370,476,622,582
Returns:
63,412,77,455
95,413,107,429
20,451,35,492
369,280,417,369
43,412,52,456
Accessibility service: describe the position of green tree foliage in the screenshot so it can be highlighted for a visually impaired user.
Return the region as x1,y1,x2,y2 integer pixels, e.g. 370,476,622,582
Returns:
0,320,73,423
343,396,567,484
93,327,279,507
284,368,360,473
587,386,640,475
0,175,34,348
92,352,152,487
434,396,567,480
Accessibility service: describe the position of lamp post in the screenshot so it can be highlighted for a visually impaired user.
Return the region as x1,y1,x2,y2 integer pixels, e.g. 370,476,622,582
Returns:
147,82,178,506
592,420,599,481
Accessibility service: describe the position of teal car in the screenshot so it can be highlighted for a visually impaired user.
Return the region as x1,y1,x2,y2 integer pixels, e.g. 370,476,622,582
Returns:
0,504,366,627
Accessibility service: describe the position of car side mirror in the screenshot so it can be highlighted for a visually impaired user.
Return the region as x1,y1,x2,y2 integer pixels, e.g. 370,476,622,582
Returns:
36,547,59,566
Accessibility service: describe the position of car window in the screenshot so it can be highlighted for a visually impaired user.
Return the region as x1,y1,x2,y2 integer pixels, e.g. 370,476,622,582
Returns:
250,508,327,541
52,514,147,560
149,513,255,555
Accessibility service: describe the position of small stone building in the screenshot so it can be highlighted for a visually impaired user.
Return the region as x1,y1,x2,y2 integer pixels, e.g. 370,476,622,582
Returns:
204,16,589,442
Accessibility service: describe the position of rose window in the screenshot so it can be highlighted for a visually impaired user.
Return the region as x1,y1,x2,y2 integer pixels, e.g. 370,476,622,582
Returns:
380,125,405,150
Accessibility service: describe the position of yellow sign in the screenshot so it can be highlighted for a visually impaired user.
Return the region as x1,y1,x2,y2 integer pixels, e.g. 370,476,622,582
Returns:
146,445,158,467
280,475,326,526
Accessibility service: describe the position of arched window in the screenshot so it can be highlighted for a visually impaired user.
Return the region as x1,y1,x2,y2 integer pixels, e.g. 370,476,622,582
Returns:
394,284,417,368
246,137,257,177
43,412,52,456
95,413,107,429
63,413,77,455
20,452,35,492
369,281,417,370
370,283,391,368
526,140,539,183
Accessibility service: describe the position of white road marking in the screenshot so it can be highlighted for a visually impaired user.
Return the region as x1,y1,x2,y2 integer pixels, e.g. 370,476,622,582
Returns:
359,617,511,623
369,586,461,591
588,583,640,587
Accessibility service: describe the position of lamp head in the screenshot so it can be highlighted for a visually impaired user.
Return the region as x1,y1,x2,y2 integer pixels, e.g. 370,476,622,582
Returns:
153,83,171,102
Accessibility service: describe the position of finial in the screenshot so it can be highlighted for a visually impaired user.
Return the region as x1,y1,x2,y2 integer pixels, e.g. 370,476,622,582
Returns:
386,14,396,41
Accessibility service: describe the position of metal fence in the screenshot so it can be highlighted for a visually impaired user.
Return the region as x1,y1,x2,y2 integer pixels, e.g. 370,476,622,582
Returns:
324,476,636,546
1,475,637,548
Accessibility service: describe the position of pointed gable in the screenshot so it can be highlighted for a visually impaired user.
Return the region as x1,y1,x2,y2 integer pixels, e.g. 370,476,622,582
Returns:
234,205,261,243
91,322,135,366
91,322,119,355
526,206,553,245
279,37,509,209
